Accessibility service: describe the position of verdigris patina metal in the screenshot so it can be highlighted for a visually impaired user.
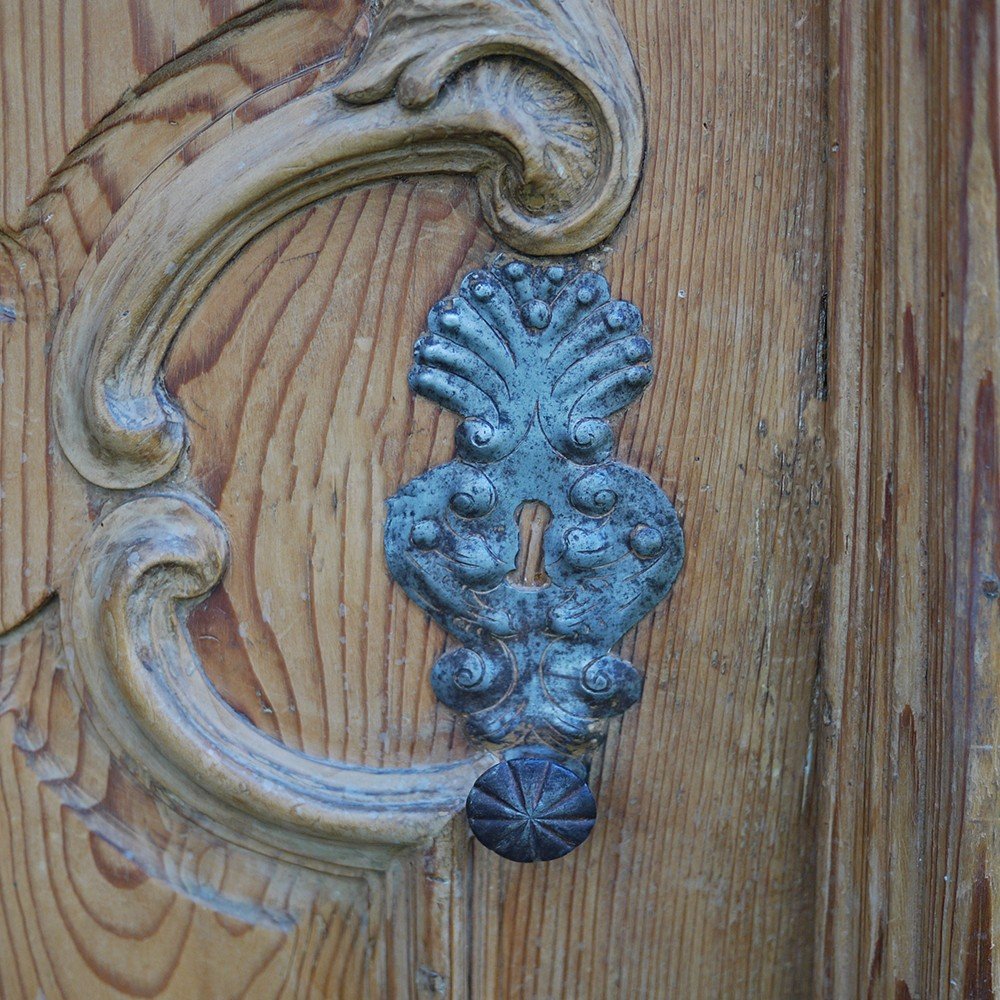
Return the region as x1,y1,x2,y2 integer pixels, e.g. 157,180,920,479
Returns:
384,259,683,861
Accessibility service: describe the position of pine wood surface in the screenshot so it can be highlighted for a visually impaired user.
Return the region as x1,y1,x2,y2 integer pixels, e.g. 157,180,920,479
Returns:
12,0,829,995
816,0,999,997
0,0,993,998
170,179,493,769
160,0,830,993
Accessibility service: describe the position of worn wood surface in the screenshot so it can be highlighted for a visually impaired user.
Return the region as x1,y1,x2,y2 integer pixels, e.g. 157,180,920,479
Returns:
0,0,352,227
817,0,1000,997
455,0,829,990
7,0,827,996
1,0,991,997
15,0,648,892
165,0,827,991
0,613,375,999
171,179,493,768
0,0,360,634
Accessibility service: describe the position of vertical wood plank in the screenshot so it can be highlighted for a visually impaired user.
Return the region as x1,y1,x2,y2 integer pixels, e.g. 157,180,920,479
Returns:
470,0,831,993
817,0,999,995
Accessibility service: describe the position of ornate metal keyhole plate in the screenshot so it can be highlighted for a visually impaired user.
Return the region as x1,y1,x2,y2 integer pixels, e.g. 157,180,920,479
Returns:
384,259,684,861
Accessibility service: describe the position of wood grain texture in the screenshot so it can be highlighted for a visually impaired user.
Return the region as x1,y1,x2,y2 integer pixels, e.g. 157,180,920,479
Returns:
0,605,372,999
0,0,330,229
1,0,832,992
0,0,360,633
460,0,830,992
170,179,492,769
169,0,831,987
9,0,647,888
6,0,993,996
0,4,489,994
816,0,1000,996
0,602,476,998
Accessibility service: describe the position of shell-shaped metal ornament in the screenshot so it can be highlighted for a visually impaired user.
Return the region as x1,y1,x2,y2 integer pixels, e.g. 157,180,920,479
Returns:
384,259,684,860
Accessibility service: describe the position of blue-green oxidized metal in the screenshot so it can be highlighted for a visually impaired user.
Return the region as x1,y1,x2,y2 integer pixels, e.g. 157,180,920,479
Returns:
384,259,683,860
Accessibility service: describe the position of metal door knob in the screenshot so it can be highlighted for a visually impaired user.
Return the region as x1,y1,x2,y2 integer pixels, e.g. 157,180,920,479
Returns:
466,752,597,862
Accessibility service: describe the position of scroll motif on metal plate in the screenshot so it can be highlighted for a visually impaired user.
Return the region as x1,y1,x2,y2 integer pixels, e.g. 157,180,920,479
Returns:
385,260,684,862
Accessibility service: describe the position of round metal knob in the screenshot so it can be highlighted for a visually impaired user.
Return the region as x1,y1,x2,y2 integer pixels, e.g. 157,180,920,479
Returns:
466,756,597,862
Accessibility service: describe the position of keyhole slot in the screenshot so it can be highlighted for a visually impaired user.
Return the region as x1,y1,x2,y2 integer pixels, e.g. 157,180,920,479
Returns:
508,501,552,588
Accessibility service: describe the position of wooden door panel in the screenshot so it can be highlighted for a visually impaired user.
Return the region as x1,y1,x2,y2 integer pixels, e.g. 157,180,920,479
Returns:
462,0,829,992
171,178,490,768
0,0,996,998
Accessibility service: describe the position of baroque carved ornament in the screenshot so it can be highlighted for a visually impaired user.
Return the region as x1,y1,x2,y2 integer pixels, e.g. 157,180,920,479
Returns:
27,0,672,870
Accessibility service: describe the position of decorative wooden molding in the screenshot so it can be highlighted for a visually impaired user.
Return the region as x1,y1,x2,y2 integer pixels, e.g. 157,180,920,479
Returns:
46,0,646,860
52,0,644,492
65,492,489,859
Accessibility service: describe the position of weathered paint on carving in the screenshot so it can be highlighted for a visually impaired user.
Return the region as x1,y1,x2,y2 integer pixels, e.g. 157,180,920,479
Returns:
384,260,684,753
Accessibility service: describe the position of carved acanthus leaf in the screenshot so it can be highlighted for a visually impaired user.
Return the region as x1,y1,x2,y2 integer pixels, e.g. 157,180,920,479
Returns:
52,0,644,491
337,0,643,251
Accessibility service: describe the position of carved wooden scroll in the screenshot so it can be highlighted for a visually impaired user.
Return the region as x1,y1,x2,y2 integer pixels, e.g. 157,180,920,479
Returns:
40,0,646,865
53,0,643,491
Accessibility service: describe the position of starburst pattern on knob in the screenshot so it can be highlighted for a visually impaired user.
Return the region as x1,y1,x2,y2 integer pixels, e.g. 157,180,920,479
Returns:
466,757,597,862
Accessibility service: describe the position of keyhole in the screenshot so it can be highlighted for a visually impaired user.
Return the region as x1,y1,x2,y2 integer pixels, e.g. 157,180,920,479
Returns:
509,501,552,587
